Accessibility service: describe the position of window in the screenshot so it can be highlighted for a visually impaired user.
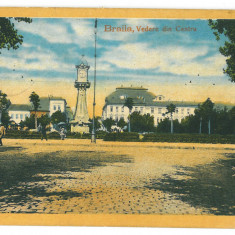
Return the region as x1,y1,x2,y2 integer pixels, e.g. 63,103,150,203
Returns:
25,114,28,118
116,106,119,112
110,106,113,112
122,106,124,112
20,114,23,119
181,108,184,114
16,114,19,119
187,108,190,114
54,105,56,111
11,114,14,119
158,108,162,114
58,105,61,111
176,108,178,114
151,107,154,114
140,107,144,114
135,107,138,111
115,115,118,121
159,96,162,100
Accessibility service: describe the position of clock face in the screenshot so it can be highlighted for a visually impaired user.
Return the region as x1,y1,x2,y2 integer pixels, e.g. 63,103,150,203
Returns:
79,69,87,81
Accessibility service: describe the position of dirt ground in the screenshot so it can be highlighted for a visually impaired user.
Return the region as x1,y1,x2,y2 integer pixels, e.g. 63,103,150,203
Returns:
0,139,235,215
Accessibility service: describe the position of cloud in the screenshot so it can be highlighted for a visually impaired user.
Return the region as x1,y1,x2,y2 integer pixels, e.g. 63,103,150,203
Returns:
16,20,73,44
100,42,226,76
0,46,72,72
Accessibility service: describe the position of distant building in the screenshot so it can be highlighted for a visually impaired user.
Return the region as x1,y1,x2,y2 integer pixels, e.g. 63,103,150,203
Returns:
9,96,68,124
8,104,31,124
102,86,199,126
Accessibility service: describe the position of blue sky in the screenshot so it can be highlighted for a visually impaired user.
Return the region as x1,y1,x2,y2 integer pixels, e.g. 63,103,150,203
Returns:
0,18,234,112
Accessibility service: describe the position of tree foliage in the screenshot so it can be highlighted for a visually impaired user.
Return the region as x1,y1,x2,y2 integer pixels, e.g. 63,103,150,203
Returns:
208,19,235,82
0,17,32,53
51,110,66,125
88,116,101,133
130,112,155,133
102,118,115,132
0,90,11,126
29,91,40,129
117,118,127,129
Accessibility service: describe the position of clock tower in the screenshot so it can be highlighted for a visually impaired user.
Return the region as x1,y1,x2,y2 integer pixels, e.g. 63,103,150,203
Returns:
71,55,90,133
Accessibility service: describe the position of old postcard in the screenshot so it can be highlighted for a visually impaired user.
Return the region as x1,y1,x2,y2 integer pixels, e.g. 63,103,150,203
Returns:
0,8,235,228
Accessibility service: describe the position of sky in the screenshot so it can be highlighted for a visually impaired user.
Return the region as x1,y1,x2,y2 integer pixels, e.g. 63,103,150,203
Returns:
0,18,234,116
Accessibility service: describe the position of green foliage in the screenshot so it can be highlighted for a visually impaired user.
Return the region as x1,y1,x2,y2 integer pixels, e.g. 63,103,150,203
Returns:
38,114,51,127
166,103,176,116
102,118,115,132
22,114,35,129
0,90,11,126
130,111,155,133
117,118,127,129
103,132,139,142
142,133,235,144
88,116,101,133
29,91,40,111
156,118,183,133
0,17,32,53
124,97,134,112
50,110,66,124
208,19,235,82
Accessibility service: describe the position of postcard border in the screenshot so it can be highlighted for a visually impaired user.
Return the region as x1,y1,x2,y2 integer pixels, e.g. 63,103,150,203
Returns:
0,7,235,228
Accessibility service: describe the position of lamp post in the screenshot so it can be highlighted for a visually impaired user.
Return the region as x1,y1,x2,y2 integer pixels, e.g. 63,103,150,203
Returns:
91,18,98,143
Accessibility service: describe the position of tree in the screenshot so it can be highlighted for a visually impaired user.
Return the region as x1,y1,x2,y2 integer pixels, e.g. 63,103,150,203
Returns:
88,116,101,133
51,110,66,125
29,91,40,129
124,97,134,132
196,98,215,135
38,114,51,128
0,17,32,53
208,20,235,82
21,114,35,129
129,112,155,133
117,118,127,130
102,118,115,132
0,90,11,126
166,103,176,134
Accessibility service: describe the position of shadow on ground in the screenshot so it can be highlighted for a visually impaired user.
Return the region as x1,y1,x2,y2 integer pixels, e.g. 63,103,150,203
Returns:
145,153,235,215
0,150,132,207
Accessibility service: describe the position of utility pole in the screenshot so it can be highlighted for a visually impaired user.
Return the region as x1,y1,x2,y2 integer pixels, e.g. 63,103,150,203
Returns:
91,18,98,143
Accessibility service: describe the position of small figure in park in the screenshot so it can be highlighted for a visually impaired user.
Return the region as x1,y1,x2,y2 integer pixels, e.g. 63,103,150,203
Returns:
38,123,47,141
60,127,66,140
0,123,6,146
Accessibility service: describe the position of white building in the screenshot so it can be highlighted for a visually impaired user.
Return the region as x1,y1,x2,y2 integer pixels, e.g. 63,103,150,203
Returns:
102,86,198,126
8,104,31,124
8,97,68,125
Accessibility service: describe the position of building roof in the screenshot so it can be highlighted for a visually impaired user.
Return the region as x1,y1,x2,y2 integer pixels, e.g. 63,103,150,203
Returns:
104,87,198,108
103,86,235,109
8,104,31,112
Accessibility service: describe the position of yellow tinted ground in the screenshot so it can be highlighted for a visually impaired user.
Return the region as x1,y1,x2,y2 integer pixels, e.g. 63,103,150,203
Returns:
1,139,235,214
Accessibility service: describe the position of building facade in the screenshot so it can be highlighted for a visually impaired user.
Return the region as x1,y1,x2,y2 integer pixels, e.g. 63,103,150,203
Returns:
8,104,31,124
102,86,198,126
9,97,67,125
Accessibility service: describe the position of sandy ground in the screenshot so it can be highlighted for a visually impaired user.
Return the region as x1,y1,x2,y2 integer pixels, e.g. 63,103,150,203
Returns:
1,138,235,214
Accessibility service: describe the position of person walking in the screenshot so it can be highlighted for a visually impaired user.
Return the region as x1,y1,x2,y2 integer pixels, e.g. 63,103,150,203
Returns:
60,127,66,140
38,123,47,141
0,123,6,146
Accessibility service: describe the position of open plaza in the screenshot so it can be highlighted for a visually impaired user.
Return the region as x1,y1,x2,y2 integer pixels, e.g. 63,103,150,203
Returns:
0,138,234,215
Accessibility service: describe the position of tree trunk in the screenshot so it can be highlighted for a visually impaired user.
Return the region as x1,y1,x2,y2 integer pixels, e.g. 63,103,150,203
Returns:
0,110,2,124
170,115,173,134
199,118,202,134
128,110,131,132
35,111,37,130
208,119,211,135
